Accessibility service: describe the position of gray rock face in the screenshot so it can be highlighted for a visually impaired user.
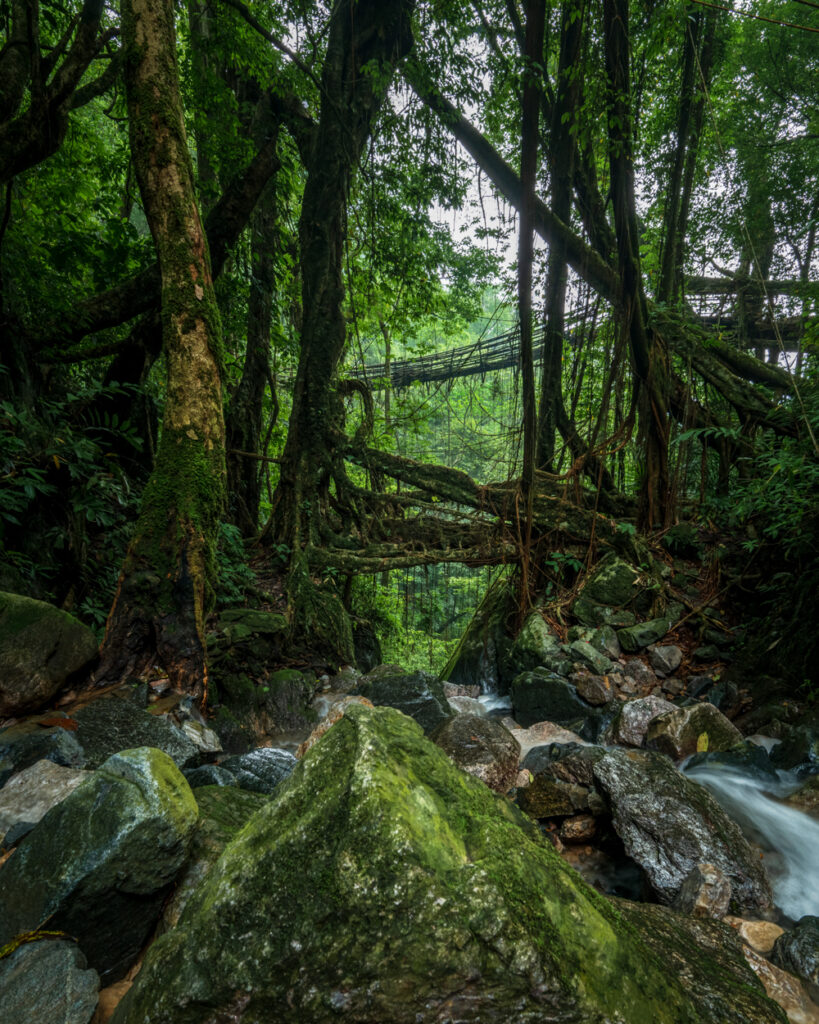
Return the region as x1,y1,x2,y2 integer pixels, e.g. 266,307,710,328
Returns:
0,760,88,844
510,669,601,737
592,747,772,914
0,591,98,716
772,916,819,988
71,696,201,770
672,863,732,920
220,747,296,795
0,747,198,983
0,939,99,1024
646,703,743,760
0,722,85,786
649,644,683,674
354,667,453,734
431,713,520,793
608,695,678,748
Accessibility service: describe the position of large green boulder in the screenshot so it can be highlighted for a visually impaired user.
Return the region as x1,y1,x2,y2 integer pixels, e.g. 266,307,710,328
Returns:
0,592,98,716
0,747,198,983
111,705,784,1024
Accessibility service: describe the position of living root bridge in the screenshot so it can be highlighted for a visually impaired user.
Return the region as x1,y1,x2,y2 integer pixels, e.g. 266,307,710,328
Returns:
304,444,642,574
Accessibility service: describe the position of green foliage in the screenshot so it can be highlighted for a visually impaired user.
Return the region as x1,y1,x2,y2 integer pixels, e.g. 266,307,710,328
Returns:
215,523,256,608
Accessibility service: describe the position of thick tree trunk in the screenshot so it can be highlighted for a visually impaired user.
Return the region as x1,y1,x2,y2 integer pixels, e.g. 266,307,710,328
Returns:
97,0,225,698
269,0,415,548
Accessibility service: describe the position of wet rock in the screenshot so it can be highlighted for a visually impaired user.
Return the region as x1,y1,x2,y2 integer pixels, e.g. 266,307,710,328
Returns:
522,742,607,788
705,679,742,716
353,667,452,735
0,591,98,716
499,717,587,759
442,682,481,699
786,776,819,814
71,696,201,770
446,695,488,717
559,813,597,843
0,760,88,844
109,704,784,1024
688,674,716,697
510,669,601,737
618,617,672,653
772,916,819,989
432,713,520,793
177,719,222,757
622,658,658,691
0,721,85,786
672,863,732,919
592,747,773,913
725,917,785,955
605,695,677,748
220,747,296,795
771,727,819,778
570,670,613,707
646,703,743,760
516,773,596,818
0,938,99,1024
686,742,778,783
183,764,238,788
742,946,818,1024
566,639,613,675
0,747,198,983
649,644,683,674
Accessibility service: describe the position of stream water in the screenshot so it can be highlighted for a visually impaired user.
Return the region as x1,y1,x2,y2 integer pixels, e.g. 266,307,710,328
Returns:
684,762,819,921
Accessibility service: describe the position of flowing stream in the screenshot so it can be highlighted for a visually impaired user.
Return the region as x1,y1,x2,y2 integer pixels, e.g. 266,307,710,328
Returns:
684,763,819,921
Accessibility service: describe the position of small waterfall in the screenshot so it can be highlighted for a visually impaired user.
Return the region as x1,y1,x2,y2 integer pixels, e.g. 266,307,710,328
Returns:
684,763,819,921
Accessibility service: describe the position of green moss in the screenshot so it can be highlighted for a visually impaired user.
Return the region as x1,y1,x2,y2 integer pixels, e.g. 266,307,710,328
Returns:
111,707,781,1024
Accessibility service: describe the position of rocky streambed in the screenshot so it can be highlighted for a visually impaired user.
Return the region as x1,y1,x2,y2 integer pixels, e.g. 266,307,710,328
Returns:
1,554,818,1023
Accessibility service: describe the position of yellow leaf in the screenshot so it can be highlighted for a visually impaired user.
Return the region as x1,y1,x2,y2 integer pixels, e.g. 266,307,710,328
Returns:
696,732,709,753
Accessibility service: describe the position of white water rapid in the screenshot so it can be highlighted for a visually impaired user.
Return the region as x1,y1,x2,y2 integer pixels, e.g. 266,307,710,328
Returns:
684,764,819,921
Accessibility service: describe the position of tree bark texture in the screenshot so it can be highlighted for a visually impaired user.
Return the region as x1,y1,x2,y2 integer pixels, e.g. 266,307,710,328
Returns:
270,0,415,548
97,0,226,699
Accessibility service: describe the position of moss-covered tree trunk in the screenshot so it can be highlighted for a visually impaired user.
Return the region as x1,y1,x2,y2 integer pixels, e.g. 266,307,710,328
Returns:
97,0,225,698
269,0,415,550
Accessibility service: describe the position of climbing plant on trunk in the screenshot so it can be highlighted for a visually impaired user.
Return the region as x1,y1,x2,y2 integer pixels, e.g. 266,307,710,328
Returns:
97,0,226,698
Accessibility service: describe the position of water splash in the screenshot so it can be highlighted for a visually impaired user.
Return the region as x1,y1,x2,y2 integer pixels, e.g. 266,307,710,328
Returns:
685,764,819,921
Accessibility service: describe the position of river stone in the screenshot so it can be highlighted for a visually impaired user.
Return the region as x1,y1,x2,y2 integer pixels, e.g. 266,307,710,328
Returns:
567,639,613,676
742,946,816,1024
353,667,452,734
500,717,588,759
725,918,786,955
786,776,819,813
71,696,201,770
606,695,678,748
770,727,819,778
646,703,743,760
183,764,239,788
220,747,296,795
0,721,85,786
772,916,819,989
672,863,732,919
617,617,671,653
510,669,601,737
0,759,88,843
0,939,99,1024
570,671,613,707
622,658,659,691
648,644,683,674
447,694,488,716
686,742,779,783
431,713,520,793
523,741,607,788
0,592,98,716
0,746,198,983
516,774,596,818
592,747,772,914
559,813,597,842
109,704,785,1024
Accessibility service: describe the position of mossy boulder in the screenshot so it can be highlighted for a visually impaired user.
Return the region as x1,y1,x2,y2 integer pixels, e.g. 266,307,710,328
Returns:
441,575,515,691
583,555,640,607
500,609,568,683
510,669,602,737
0,591,98,716
0,747,198,983
111,705,784,1024
617,617,672,653
645,704,743,761
353,667,452,734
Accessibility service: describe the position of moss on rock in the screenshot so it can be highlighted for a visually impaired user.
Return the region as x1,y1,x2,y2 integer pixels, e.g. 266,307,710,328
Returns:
112,706,783,1024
